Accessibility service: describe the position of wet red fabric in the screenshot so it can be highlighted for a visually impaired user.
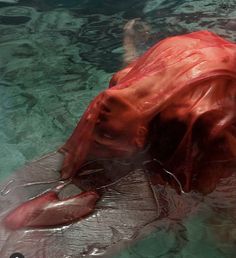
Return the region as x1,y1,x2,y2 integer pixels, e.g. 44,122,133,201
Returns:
4,191,99,229
62,30,236,194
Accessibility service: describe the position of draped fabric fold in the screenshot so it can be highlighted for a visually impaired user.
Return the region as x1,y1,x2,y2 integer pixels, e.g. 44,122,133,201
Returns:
62,30,236,194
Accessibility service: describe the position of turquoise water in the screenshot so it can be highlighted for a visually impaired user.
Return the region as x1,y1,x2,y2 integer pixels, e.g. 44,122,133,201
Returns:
1,0,236,180
0,0,236,257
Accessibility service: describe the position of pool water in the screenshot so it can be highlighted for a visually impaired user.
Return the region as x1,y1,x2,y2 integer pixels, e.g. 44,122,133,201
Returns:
0,0,236,257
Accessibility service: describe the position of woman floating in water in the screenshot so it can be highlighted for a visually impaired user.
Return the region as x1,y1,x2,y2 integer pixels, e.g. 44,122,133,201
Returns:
4,20,236,229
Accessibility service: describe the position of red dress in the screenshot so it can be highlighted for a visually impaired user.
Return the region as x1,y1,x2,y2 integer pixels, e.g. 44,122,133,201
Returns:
62,30,236,194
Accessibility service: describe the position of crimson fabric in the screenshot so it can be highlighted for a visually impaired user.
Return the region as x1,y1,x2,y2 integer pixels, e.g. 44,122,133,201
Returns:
62,31,236,193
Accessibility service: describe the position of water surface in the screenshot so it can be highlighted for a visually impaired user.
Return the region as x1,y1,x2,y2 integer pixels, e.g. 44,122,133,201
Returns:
0,0,236,257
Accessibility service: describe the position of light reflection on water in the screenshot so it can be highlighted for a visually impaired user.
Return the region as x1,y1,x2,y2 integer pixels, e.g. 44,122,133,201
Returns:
0,0,236,257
